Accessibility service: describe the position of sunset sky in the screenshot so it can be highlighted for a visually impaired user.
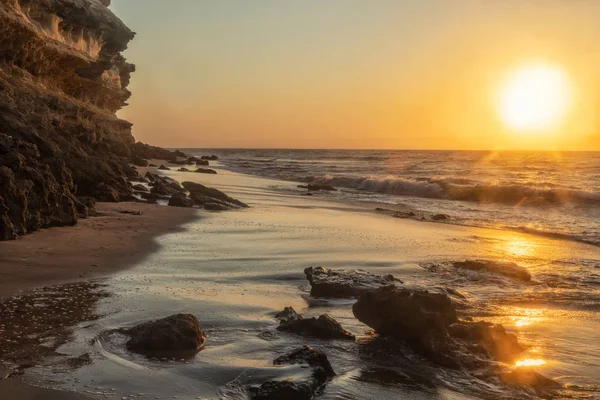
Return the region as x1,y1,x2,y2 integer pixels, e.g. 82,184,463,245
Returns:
111,0,600,150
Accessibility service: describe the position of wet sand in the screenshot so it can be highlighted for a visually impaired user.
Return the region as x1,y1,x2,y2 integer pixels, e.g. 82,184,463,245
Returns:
0,202,198,299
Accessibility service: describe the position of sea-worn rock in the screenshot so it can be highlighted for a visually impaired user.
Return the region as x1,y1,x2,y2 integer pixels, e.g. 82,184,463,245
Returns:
297,184,337,191
182,181,248,210
204,202,231,211
304,267,400,298
277,308,354,340
195,168,217,174
201,155,219,160
500,370,561,395
178,167,191,172
432,214,449,221
196,160,209,166
452,260,532,282
249,346,335,400
124,314,206,358
168,193,194,208
158,165,171,171
132,184,149,192
352,286,527,369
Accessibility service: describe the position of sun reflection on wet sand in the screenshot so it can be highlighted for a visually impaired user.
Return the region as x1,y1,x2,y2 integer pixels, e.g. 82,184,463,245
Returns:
496,233,539,258
515,358,547,367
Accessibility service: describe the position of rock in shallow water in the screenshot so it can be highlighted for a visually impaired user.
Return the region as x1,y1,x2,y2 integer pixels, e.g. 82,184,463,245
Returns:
249,346,335,400
124,314,206,358
168,193,193,208
277,307,354,340
352,286,526,369
304,266,401,298
452,260,532,282
297,184,337,191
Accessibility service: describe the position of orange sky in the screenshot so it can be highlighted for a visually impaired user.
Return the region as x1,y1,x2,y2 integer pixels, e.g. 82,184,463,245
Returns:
112,0,600,150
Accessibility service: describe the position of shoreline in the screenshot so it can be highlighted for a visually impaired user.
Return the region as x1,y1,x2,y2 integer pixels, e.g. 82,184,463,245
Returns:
0,202,198,300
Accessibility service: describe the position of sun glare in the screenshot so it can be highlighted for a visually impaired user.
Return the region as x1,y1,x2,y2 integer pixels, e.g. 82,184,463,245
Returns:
498,64,572,134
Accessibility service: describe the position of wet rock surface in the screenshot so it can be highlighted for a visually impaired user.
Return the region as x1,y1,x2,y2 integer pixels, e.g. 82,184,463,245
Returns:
168,192,194,208
249,346,335,400
277,307,355,340
182,181,248,210
195,168,217,174
304,266,400,298
452,260,532,282
352,285,527,369
124,314,206,358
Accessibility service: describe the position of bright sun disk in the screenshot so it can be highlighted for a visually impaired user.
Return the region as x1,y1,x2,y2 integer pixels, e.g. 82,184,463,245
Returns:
498,64,572,134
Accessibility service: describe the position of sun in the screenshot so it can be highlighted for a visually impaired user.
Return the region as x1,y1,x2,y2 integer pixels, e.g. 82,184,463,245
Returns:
497,63,572,134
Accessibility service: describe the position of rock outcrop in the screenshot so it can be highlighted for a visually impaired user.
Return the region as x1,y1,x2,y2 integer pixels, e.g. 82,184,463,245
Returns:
352,286,525,369
182,181,248,210
304,267,401,298
0,0,181,239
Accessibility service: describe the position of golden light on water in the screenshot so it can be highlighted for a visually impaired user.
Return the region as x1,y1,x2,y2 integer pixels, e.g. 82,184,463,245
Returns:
515,358,547,368
506,307,547,328
498,63,572,134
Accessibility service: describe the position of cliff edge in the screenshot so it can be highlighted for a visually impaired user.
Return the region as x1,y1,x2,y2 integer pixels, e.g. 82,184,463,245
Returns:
0,0,174,240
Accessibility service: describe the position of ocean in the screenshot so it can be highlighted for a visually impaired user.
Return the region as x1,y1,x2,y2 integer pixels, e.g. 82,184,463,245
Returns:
183,149,600,246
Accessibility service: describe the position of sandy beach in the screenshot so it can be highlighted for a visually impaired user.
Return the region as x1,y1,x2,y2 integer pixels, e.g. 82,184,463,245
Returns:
1,162,598,399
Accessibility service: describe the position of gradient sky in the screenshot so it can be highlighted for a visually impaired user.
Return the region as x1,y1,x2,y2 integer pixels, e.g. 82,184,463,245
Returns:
111,0,600,150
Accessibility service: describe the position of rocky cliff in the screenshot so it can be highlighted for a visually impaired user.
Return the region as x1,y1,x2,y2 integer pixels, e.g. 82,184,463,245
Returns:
0,0,175,240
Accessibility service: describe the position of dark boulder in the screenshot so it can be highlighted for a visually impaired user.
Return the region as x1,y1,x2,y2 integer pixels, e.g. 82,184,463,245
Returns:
132,184,149,192
353,286,456,342
452,260,531,282
182,181,248,210
448,321,523,362
195,168,217,174
275,306,301,321
249,346,335,400
298,184,337,192
177,167,191,172
124,314,206,358
196,160,209,166
168,193,194,208
201,155,219,160
158,165,170,171
277,308,354,340
141,192,168,201
204,202,231,211
304,267,400,298
500,370,560,395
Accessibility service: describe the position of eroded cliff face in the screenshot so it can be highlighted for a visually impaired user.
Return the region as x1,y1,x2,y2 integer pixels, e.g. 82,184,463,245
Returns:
0,0,171,239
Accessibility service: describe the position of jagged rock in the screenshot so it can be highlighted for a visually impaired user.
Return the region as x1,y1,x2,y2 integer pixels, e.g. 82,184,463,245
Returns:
452,260,532,282
297,184,337,191
158,165,171,171
136,176,149,183
75,196,98,218
304,267,400,298
132,184,148,192
277,308,354,340
201,155,219,160
249,346,335,400
203,202,231,211
172,150,187,158
275,306,301,321
274,346,336,379
141,192,167,201
196,160,209,166
124,314,206,358
352,286,526,369
168,193,193,208
182,181,248,210
195,168,217,174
